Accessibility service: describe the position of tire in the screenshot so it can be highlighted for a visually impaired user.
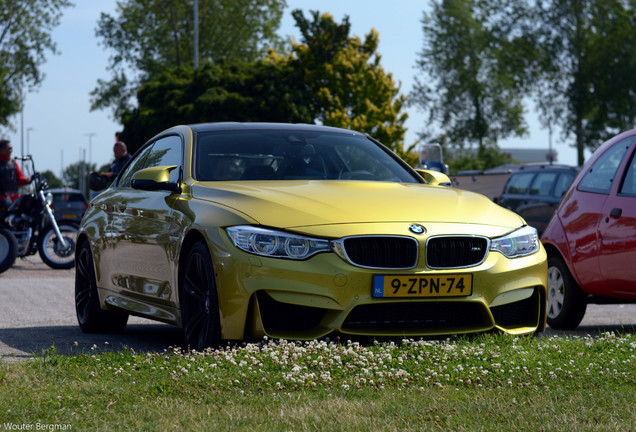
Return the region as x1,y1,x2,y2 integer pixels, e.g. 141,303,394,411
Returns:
546,255,587,329
180,241,221,350
0,228,18,274
75,239,128,333
38,222,78,269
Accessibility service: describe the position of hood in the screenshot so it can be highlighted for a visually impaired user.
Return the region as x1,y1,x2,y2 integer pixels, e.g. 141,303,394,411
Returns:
191,181,523,229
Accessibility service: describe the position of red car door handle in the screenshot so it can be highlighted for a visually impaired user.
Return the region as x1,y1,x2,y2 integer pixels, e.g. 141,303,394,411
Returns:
610,208,622,218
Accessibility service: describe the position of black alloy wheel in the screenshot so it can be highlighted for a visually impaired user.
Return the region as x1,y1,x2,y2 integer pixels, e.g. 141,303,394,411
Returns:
75,239,128,333
180,241,221,350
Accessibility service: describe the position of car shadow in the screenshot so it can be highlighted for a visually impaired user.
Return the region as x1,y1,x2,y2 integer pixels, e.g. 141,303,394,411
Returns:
2,322,635,362
0,323,184,361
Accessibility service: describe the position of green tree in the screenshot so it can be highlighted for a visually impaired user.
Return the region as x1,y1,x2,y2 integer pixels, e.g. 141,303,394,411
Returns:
0,0,72,128
446,148,517,174
41,170,63,189
119,60,311,153
412,0,536,154
532,0,636,165
91,0,286,119
62,161,96,191
118,10,409,158
289,10,409,155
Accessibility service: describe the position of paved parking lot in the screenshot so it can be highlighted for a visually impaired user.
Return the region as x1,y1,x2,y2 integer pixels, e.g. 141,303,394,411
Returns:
1,255,634,361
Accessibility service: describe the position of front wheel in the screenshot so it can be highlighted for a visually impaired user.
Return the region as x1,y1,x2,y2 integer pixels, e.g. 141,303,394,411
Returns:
0,228,18,274
38,222,78,269
547,255,587,329
179,241,221,350
75,239,128,333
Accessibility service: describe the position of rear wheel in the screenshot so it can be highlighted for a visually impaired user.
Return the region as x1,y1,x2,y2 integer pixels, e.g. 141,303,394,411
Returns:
547,255,587,329
180,241,221,350
75,239,128,333
0,228,18,274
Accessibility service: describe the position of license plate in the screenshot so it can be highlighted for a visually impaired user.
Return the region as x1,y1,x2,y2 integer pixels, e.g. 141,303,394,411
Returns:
373,274,473,298
63,214,78,219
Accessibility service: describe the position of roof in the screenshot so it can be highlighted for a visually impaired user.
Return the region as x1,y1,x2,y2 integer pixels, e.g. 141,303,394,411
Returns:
187,122,366,136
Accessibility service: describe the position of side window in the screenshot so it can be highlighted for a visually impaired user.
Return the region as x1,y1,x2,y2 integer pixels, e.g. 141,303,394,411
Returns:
579,137,633,194
142,135,182,183
504,172,534,195
529,172,558,196
117,145,154,188
552,172,575,199
619,150,636,196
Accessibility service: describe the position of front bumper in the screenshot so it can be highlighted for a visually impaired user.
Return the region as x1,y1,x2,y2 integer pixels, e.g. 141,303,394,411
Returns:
213,233,548,340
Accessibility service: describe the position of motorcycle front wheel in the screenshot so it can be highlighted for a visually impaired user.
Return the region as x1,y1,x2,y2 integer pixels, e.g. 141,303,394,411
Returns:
38,222,78,269
0,228,18,274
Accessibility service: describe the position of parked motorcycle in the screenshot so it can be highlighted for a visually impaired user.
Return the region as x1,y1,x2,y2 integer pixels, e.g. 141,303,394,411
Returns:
0,156,78,273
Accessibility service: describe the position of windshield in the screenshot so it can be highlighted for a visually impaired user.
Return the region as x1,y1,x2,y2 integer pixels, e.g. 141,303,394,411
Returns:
194,129,420,183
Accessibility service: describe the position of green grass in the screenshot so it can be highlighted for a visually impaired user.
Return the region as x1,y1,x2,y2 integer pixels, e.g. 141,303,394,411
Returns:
1,333,635,431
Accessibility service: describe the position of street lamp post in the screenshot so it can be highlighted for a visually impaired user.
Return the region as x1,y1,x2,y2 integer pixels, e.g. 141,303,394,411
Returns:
194,0,199,69
85,132,95,167
27,127,34,156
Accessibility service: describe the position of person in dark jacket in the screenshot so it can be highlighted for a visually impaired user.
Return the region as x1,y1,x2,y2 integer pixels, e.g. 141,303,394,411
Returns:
100,141,132,180
90,140,133,191
0,139,31,210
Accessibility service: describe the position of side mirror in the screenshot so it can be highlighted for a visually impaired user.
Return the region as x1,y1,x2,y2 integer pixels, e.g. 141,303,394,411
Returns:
415,169,453,187
131,165,181,193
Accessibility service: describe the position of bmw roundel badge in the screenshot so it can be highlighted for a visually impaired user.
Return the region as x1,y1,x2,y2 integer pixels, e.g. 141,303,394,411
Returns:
408,224,426,235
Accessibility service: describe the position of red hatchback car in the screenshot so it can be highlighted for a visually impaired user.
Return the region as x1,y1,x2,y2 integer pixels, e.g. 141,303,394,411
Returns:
541,129,636,329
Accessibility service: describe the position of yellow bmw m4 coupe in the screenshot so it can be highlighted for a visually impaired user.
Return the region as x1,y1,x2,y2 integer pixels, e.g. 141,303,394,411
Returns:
75,123,547,349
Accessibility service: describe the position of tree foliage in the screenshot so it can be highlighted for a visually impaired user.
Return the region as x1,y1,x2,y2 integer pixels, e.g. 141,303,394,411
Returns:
415,0,636,166
119,60,311,153
118,10,409,158
91,0,286,119
62,161,96,191
412,0,537,154
0,0,72,128
289,10,409,155
532,0,636,165
42,170,63,189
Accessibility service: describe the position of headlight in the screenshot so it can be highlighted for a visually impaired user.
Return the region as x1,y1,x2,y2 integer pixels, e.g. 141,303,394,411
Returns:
490,226,540,258
45,192,54,206
226,226,331,260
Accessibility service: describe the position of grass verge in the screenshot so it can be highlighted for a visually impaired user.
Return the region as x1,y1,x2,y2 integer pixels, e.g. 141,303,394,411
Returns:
1,332,634,431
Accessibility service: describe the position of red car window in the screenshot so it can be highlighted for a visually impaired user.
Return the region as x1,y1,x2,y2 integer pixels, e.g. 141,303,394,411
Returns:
578,137,633,194
619,152,636,195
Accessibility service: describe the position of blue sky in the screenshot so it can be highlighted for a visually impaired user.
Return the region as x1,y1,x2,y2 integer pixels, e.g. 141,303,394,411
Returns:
4,0,579,177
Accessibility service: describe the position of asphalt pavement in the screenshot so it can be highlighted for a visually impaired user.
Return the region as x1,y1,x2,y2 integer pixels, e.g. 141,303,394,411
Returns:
1,255,635,362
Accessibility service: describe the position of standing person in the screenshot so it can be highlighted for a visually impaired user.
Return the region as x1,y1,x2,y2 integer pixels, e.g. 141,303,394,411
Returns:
0,139,31,210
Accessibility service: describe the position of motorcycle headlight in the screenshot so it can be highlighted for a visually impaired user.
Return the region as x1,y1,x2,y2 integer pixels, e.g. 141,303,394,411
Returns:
226,226,331,260
490,226,540,258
